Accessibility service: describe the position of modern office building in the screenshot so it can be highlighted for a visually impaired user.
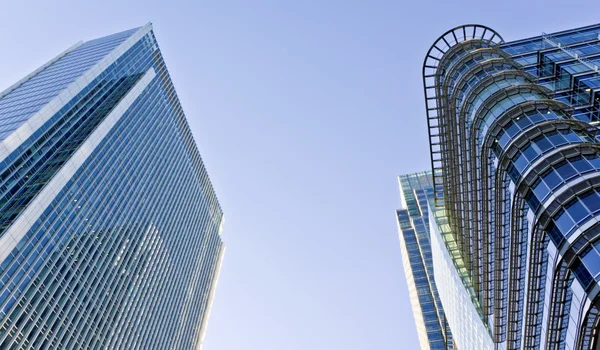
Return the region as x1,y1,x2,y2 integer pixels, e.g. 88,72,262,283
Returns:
398,23,600,349
397,172,454,349
0,24,224,349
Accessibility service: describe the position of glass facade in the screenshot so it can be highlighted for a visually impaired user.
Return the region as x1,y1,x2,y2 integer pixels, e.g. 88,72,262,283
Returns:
398,22,600,350
0,24,224,349
396,172,454,350
428,197,493,350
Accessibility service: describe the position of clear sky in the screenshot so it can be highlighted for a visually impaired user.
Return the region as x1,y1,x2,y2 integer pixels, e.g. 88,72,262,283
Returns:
0,1,598,349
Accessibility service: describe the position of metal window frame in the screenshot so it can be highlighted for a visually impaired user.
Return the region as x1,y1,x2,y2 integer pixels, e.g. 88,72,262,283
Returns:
423,25,504,206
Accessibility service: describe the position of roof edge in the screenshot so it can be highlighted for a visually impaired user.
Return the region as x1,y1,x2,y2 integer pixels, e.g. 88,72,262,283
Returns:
0,40,84,101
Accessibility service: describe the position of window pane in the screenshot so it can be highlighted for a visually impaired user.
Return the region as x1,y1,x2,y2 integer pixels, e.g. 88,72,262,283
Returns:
514,153,529,172
555,210,575,234
535,136,553,152
582,191,600,213
522,144,540,161
567,199,590,223
572,158,593,173
587,155,600,168
498,131,510,147
506,122,520,137
584,250,600,279
561,130,582,142
547,132,567,146
533,181,550,201
543,170,563,189
556,162,577,180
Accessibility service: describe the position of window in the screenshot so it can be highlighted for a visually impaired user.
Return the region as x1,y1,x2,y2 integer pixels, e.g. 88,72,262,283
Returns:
555,162,577,181
582,247,600,279
532,180,550,202
543,170,563,190
581,191,600,213
566,200,590,223
535,135,553,153
572,158,593,172
554,209,575,234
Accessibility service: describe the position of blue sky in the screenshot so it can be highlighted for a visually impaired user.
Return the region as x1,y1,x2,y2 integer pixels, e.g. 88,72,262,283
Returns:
0,1,599,349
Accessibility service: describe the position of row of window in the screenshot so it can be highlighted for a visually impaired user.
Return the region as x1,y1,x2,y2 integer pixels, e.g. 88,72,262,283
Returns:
0,44,153,241
0,29,134,142
439,41,487,84
494,110,563,154
446,52,502,95
479,91,546,140
553,28,600,46
454,63,517,117
501,40,545,56
507,129,589,183
467,77,531,129
562,59,600,76
530,154,600,206
501,25,600,56
398,180,454,348
551,188,600,239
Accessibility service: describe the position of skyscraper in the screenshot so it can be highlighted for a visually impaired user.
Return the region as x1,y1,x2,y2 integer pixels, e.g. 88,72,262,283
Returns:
396,172,453,349
399,23,600,349
0,24,224,349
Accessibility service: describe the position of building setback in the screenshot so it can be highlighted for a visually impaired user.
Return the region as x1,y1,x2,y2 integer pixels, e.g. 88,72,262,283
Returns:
0,24,224,349
399,23,600,349
396,172,453,349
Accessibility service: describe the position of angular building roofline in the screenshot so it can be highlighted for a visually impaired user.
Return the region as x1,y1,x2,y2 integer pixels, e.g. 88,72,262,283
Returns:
0,41,84,101
0,23,153,165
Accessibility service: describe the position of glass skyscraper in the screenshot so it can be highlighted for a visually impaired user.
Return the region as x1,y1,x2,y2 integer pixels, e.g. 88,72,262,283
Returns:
397,172,453,349
399,23,600,349
0,24,224,349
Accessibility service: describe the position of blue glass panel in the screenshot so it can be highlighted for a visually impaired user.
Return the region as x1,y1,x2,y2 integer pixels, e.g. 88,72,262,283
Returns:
506,122,520,137
547,132,567,147
543,170,563,190
507,164,520,182
534,136,553,153
560,130,583,143
525,189,541,211
555,210,575,234
498,131,511,148
588,155,600,168
582,191,600,213
533,180,550,201
529,113,545,123
555,162,577,181
573,258,594,289
515,116,533,129
0,28,138,141
547,222,564,246
572,158,593,172
582,248,600,278
567,200,590,223
513,153,529,172
522,144,540,161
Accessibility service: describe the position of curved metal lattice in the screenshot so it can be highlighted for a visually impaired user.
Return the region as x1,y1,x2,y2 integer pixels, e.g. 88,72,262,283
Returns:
423,24,504,206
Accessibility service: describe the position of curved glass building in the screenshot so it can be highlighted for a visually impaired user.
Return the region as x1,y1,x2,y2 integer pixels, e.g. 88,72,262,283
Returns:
398,23,600,349
0,24,224,349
